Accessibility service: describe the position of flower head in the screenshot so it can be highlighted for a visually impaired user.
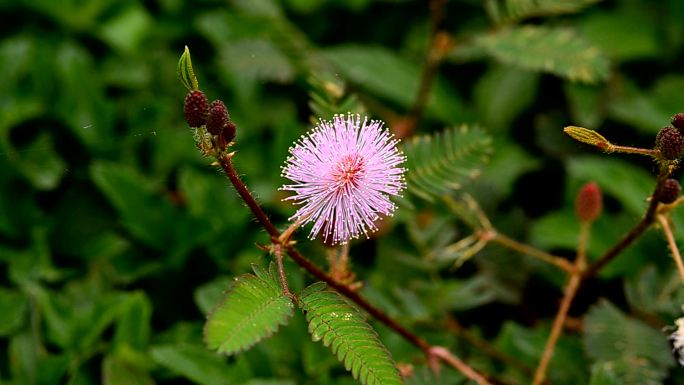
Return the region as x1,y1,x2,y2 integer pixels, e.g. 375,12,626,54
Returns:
281,114,406,244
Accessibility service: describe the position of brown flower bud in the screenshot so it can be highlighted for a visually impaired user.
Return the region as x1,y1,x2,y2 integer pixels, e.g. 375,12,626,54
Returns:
656,126,684,160
223,121,237,143
672,113,684,131
575,182,602,222
206,100,228,135
658,178,681,204
183,90,209,128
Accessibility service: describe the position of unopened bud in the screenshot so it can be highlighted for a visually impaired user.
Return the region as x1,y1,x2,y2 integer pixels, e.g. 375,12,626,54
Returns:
656,126,684,160
206,100,228,135
223,121,237,143
658,178,681,204
563,126,613,152
183,90,208,128
672,113,684,131
575,182,602,222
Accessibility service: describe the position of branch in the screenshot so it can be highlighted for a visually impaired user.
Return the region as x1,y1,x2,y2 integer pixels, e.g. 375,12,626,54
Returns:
216,153,492,384
584,166,670,277
489,231,575,273
398,0,448,137
657,214,684,285
532,221,590,385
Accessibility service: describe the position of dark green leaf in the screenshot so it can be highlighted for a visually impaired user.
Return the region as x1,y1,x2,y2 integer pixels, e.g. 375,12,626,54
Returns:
485,0,601,24
588,363,623,385
583,300,674,385
102,355,155,385
151,344,240,385
113,292,152,351
474,65,539,132
0,289,27,336
14,132,67,191
90,161,208,255
474,26,610,84
97,5,152,54
322,45,466,123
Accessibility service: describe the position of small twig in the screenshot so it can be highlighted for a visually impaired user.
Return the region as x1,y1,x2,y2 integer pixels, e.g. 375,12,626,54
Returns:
273,244,291,296
279,218,303,244
429,346,491,385
490,231,575,273
532,221,589,385
657,214,684,285
608,145,659,157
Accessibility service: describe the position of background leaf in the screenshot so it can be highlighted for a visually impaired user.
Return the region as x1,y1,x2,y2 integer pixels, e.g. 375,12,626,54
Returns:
403,125,492,201
485,0,602,24
473,26,610,83
583,300,674,385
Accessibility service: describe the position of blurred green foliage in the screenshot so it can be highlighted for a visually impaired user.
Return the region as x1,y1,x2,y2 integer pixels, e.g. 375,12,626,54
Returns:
1,0,684,384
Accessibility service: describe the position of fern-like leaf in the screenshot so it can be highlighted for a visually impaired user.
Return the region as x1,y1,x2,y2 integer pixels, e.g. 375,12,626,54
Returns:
484,0,601,24
475,26,609,84
299,282,404,385
307,71,365,122
583,300,674,385
204,264,294,355
402,125,492,202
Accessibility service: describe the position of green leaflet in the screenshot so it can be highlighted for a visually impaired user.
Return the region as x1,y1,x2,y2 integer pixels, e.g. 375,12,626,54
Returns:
484,0,601,24
474,26,610,84
204,265,294,356
402,125,492,202
177,45,199,91
299,282,404,385
583,300,674,385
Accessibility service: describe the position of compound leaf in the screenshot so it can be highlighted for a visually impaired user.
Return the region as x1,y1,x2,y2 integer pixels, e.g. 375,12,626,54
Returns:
402,125,492,202
485,0,601,24
474,26,609,84
583,300,674,385
204,265,294,355
299,282,404,385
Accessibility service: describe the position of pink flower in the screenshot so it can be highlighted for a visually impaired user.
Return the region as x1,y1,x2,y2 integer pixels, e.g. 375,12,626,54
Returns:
281,114,406,244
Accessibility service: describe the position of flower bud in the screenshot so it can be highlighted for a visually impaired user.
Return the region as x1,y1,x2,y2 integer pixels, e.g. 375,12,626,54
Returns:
575,182,602,222
658,178,681,204
206,100,228,135
672,113,684,131
183,90,209,128
656,126,684,160
223,121,237,143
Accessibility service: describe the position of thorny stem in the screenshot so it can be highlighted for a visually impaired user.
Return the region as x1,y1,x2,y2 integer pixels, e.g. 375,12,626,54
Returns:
532,221,590,385
584,165,670,277
273,244,291,296
216,153,492,385
657,214,684,285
